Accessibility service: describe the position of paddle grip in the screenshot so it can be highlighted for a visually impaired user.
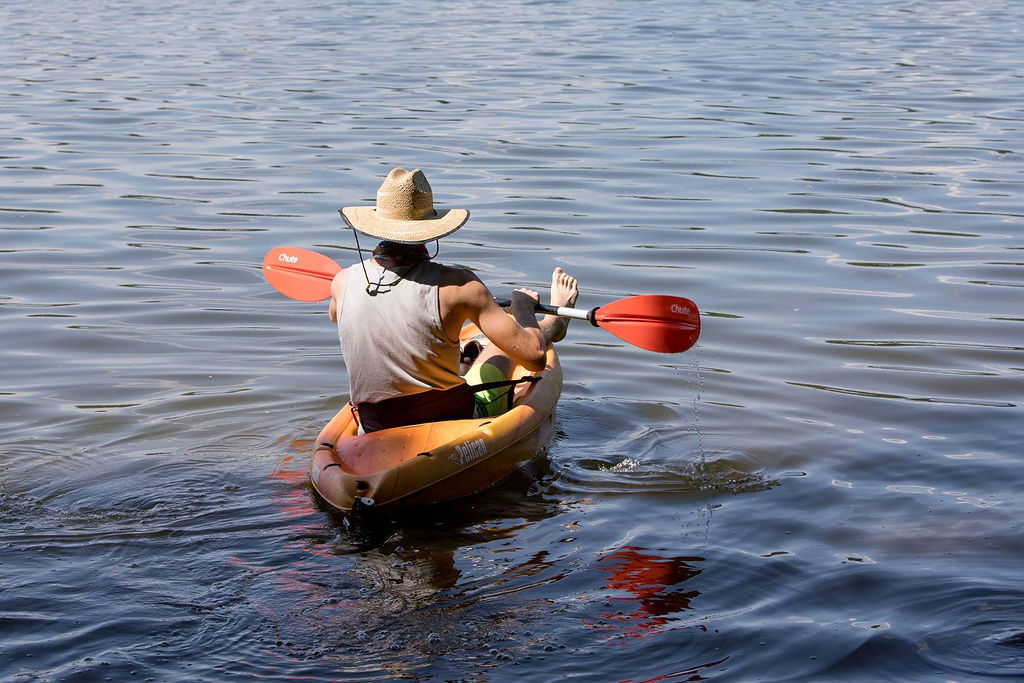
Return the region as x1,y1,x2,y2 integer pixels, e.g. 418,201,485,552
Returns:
493,297,593,322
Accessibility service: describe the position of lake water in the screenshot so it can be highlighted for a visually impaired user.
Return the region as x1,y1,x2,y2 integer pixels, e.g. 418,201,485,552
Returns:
2,0,1022,680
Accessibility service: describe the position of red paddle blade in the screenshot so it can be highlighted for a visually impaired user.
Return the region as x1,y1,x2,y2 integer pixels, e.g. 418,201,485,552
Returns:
262,247,341,302
593,295,701,353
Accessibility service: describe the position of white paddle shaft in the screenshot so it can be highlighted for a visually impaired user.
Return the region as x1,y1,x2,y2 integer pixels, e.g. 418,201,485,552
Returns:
493,298,595,324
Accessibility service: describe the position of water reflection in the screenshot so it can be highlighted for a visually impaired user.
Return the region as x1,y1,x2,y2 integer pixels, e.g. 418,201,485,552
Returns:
273,446,564,597
254,452,576,676
594,547,703,637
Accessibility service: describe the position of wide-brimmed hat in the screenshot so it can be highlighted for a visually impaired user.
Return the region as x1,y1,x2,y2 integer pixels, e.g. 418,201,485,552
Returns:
340,168,469,244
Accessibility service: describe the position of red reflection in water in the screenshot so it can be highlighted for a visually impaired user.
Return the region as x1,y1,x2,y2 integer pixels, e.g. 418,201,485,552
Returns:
593,546,704,637
624,654,728,683
268,437,319,523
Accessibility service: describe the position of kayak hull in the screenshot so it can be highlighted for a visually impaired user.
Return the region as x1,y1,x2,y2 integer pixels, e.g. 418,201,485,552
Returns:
309,336,561,514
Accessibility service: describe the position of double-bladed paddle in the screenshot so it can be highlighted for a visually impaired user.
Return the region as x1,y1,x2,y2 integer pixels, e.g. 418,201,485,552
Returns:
262,246,700,353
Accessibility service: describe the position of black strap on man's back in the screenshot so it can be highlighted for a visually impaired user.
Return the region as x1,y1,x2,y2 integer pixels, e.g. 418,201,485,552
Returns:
355,377,541,433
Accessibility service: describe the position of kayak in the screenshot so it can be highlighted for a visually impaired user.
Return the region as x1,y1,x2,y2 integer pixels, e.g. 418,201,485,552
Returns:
264,247,699,514
308,325,562,514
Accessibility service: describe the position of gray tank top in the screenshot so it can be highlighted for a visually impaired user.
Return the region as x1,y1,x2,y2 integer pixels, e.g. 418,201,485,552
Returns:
338,258,463,405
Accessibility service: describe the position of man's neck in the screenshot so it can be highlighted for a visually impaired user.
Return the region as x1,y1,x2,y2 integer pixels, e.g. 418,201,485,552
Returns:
373,241,430,269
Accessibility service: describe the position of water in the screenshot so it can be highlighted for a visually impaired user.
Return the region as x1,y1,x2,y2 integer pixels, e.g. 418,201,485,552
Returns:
2,0,1022,679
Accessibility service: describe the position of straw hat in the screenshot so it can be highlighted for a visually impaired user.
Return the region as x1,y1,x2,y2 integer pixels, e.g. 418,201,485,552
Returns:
340,168,470,244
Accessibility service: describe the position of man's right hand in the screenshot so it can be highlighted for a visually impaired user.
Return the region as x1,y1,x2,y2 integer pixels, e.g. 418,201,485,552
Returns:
511,288,540,316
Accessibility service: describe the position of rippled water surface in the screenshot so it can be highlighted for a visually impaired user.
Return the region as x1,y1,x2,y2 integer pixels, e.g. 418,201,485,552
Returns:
2,0,1023,680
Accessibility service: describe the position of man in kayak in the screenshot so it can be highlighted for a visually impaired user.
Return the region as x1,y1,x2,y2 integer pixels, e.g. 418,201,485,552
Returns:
328,167,579,433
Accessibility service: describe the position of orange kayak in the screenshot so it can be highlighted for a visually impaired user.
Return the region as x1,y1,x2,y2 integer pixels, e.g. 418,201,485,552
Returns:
309,326,562,514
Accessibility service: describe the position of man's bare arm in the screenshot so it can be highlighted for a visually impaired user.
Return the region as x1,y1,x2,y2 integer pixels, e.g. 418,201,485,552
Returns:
442,269,546,372
327,269,347,323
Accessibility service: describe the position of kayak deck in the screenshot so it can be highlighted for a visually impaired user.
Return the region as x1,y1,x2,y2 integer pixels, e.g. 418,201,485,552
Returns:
309,334,561,514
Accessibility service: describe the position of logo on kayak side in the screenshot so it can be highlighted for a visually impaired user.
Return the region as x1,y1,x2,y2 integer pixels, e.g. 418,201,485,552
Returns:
278,252,299,264
452,438,487,466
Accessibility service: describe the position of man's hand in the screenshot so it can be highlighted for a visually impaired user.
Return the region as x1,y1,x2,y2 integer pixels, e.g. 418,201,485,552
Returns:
510,288,540,322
